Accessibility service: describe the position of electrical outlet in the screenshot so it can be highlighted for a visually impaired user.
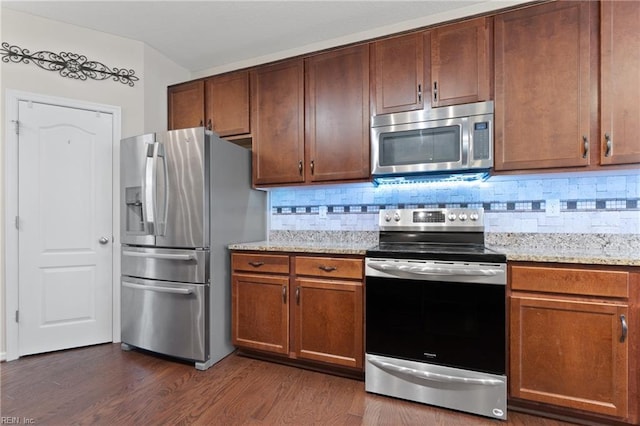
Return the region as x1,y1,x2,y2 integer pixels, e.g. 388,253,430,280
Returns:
319,205,328,219
546,199,560,217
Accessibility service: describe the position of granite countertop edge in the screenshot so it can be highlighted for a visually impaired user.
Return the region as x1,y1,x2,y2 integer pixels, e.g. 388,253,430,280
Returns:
228,240,640,266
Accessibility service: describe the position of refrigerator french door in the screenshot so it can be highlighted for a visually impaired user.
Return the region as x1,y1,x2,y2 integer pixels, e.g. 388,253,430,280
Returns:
119,127,266,369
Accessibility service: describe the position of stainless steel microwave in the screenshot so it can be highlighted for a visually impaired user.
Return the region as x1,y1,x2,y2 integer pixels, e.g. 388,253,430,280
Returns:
371,101,494,179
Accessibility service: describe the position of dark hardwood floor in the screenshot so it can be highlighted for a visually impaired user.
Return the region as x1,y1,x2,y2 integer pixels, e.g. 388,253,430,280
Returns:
1,343,575,425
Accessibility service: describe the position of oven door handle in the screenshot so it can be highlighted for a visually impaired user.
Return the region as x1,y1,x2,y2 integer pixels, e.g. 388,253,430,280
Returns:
368,262,499,277
368,356,504,386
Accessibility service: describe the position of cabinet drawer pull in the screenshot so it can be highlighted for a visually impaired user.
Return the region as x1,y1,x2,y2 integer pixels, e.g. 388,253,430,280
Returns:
248,261,264,268
318,265,337,272
417,84,422,103
433,81,438,101
298,160,303,175
282,285,287,304
604,133,612,157
296,286,300,304
620,314,627,343
310,160,315,175
582,135,588,159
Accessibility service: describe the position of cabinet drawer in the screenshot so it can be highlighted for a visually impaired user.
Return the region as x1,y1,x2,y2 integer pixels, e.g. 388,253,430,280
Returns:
232,253,289,274
510,265,629,298
295,256,363,280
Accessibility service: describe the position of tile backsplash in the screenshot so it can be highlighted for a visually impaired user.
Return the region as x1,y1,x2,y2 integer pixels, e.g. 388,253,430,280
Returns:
269,170,640,234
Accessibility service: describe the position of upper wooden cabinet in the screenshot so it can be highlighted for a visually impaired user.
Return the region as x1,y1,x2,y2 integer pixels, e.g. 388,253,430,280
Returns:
168,71,250,139
204,71,250,137
305,44,370,183
494,1,594,171
372,32,427,115
431,17,492,108
251,46,370,187
251,58,305,186
168,80,205,130
600,0,640,166
371,17,492,115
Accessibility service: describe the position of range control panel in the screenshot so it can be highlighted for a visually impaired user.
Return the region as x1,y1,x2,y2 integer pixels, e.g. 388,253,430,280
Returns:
379,208,485,231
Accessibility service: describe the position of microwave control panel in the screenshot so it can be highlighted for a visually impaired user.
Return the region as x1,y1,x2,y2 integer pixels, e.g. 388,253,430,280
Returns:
472,121,491,160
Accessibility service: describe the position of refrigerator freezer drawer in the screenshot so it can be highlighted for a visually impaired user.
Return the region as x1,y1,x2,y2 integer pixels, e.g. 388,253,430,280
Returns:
121,277,209,362
122,246,209,283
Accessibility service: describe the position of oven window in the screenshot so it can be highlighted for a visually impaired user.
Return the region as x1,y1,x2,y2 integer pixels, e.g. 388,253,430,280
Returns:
379,125,461,166
366,276,505,375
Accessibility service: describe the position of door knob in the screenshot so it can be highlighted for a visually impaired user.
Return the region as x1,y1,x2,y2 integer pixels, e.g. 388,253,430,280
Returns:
99,236,110,245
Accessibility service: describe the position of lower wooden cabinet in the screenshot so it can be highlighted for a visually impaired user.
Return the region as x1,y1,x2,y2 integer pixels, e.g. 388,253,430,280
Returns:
509,263,639,424
231,252,364,373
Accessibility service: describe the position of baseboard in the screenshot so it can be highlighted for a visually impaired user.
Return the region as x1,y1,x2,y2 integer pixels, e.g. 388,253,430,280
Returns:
1,352,7,362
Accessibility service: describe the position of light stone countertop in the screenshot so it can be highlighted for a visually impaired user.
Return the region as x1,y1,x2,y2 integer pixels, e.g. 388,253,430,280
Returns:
228,232,640,267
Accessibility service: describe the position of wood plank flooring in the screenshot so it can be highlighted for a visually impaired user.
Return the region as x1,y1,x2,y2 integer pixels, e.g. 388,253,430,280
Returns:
1,343,575,425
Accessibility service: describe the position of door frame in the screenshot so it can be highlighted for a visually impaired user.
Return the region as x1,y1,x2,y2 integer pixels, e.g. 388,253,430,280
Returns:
4,90,122,361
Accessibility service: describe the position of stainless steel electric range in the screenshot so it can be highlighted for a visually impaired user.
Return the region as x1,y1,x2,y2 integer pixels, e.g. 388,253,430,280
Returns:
365,207,508,420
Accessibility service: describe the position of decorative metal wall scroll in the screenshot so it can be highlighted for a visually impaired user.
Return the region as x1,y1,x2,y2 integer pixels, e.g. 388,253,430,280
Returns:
1,42,139,87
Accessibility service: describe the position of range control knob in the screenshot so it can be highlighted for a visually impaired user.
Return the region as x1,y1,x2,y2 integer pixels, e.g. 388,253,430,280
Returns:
393,211,401,222
447,213,457,221
458,213,468,221
384,214,392,222
469,213,480,221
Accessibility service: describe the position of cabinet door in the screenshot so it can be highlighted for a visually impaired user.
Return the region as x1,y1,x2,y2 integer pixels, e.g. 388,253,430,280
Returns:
168,80,205,130
510,295,628,418
204,71,250,137
232,273,289,355
305,44,370,183
494,1,593,171
372,32,427,115
431,17,492,107
251,59,305,185
294,278,363,368
600,0,640,166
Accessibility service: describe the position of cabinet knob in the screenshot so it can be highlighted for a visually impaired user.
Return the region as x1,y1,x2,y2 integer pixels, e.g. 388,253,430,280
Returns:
433,81,438,102
207,119,212,131
282,285,287,304
295,286,300,304
310,160,315,175
298,160,303,175
604,133,612,157
620,314,627,343
582,135,589,159
318,265,337,272
417,84,422,103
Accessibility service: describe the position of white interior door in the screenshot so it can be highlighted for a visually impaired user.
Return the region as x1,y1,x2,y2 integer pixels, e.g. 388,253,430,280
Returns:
17,100,113,356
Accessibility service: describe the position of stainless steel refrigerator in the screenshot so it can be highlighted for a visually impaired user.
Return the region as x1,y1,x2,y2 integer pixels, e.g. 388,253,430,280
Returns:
120,127,265,370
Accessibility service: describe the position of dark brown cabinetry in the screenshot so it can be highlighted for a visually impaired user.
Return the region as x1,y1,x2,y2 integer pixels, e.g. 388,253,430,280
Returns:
168,80,205,131
494,1,593,171
431,17,492,108
231,252,364,373
371,17,492,115
372,32,427,115
231,253,290,354
204,71,250,137
509,263,639,424
305,44,370,183
251,59,305,186
600,0,640,166
168,71,250,139
251,46,370,187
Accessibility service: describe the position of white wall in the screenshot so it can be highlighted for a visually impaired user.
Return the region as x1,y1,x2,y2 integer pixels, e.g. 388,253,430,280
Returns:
0,8,189,357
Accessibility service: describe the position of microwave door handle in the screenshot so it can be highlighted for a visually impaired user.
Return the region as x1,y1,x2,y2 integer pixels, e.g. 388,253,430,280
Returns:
142,143,156,235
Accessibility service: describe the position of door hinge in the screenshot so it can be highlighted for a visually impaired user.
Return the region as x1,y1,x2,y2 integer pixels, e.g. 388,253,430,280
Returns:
15,310,19,323
11,120,19,135
15,216,20,230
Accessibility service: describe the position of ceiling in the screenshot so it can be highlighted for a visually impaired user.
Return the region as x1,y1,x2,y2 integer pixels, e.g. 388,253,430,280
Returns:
2,1,530,75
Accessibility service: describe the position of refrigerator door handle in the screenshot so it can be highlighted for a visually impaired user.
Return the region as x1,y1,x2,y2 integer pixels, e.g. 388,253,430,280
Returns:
156,142,169,236
122,281,193,295
142,143,158,235
122,250,196,261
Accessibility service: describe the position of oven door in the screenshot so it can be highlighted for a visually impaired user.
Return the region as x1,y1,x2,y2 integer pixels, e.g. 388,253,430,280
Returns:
365,258,506,375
